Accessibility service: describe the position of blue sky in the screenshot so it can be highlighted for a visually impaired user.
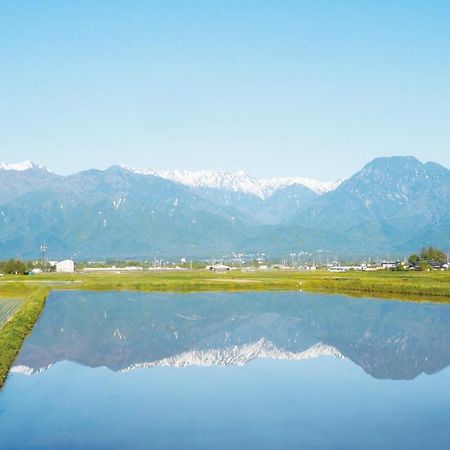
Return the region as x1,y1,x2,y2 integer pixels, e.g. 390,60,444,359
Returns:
1,1,449,179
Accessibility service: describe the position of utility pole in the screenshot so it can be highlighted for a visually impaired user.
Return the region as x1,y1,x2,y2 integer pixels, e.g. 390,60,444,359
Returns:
40,243,48,272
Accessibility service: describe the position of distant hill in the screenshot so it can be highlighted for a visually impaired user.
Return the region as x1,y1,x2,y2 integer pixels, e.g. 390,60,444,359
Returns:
0,156,449,259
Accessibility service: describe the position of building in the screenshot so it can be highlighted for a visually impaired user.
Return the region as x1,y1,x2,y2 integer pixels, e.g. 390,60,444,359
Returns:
298,265,317,271
55,260,75,273
207,264,231,272
362,265,384,272
328,265,365,272
381,261,399,270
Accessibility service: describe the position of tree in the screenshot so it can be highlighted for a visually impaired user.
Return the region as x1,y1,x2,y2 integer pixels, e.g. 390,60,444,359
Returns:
408,246,447,268
408,254,420,265
417,260,432,272
2,259,27,275
420,246,447,264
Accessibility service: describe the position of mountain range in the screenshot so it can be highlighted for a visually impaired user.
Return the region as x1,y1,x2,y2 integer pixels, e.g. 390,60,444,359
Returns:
0,156,449,259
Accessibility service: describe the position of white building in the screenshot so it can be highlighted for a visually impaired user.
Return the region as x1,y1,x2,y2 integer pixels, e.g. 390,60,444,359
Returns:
208,264,231,272
381,261,399,270
328,265,364,272
55,260,75,273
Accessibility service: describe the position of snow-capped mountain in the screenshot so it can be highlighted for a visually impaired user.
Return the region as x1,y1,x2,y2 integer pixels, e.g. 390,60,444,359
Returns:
124,167,343,198
12,340,343,375
10,364,53,376
0,160,48,172
121,339,343,371
1,161,342,197
260,176,344,196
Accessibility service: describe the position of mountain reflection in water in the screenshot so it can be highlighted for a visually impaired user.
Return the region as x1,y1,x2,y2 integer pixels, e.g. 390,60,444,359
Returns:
13,290,450,380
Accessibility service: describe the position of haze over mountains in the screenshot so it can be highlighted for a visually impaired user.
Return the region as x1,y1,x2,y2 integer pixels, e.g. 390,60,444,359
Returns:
0,156,449,259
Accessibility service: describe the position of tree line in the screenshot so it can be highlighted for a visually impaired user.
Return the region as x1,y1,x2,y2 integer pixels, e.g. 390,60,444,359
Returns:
407,246,448,271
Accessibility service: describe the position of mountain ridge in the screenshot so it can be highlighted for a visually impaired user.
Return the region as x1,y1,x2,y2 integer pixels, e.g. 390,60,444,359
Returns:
123,167,344,197
0,156,449,258
0,161,343,197
0,161,49,172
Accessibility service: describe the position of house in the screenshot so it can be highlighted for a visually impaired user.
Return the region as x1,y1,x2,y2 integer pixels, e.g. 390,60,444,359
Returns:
208,264,231,272
362,265,384,272
298,265,317,271
329,265,364,272
425,260,448,271
328,266,348,272
381,261,399,270
55,260,75,273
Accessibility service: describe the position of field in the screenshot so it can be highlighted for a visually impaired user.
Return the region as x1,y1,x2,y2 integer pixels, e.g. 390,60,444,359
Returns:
1,269,450,388
1,269,449,300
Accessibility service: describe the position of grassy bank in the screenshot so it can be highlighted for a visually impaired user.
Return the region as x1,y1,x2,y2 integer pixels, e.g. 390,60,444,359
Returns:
1,269,450,388
0,286,49,387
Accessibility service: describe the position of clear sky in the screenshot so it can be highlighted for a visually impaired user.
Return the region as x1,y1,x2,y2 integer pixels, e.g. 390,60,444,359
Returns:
1,1,449,180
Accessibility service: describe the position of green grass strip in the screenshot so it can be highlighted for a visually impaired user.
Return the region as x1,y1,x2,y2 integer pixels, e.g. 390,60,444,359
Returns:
0,287,49,388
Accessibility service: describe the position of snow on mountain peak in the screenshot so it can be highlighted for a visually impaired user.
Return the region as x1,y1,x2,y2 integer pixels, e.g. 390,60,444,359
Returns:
121,339,344,371
124,166,343,197
0,161,48,172
260,177,345,196
11,339,344,375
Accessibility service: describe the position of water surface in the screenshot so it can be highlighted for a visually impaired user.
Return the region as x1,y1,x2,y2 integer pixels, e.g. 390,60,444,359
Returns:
1,291,450,449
